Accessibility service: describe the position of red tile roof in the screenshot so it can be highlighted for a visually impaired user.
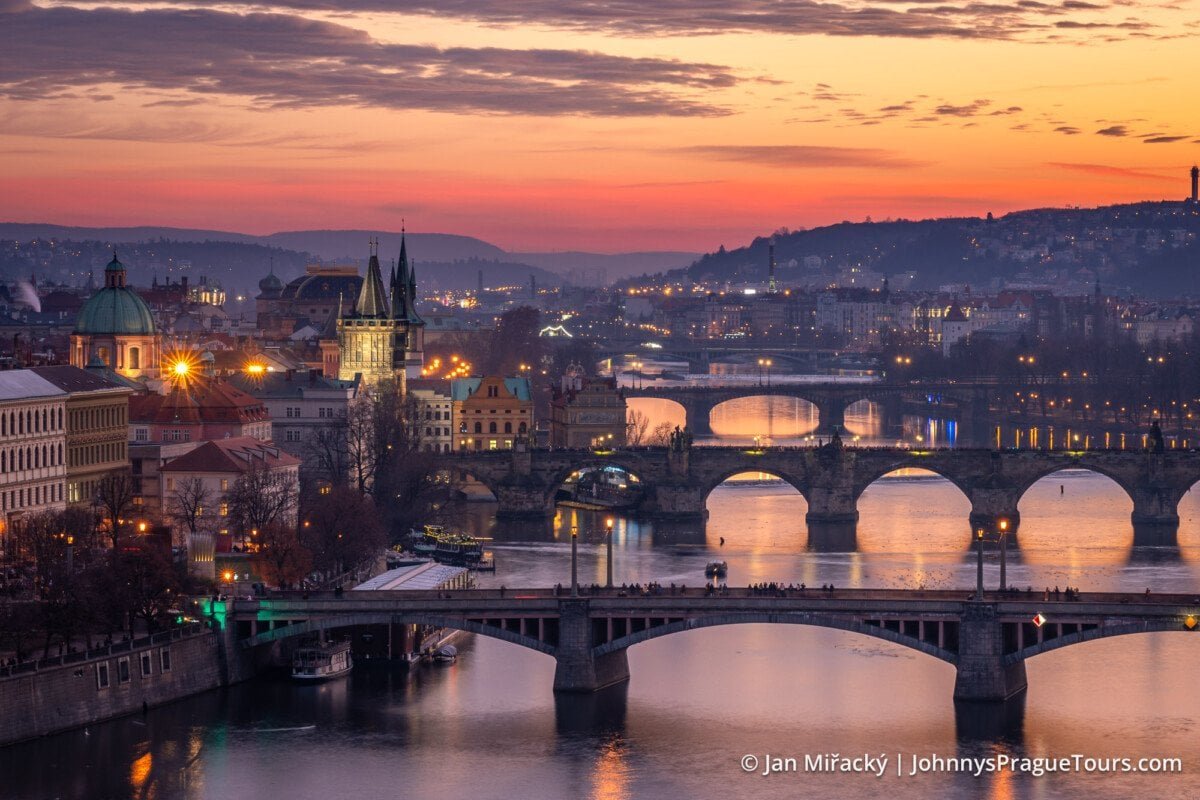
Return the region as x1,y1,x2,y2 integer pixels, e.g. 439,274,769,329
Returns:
160,437,300,473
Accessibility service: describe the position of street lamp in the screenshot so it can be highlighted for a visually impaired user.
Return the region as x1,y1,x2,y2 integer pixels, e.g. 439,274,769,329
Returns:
605,517,615,588
975,527,985,599
570,525,579,597
764,358,773,387
998,519,1009,592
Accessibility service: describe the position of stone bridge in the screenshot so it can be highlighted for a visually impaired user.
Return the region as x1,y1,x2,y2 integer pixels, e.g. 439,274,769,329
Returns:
623,381,996,436
439,445,1200,544
214,587,1200,702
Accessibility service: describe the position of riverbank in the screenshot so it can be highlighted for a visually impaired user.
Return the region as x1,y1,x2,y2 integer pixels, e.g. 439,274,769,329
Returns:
0,624,219,747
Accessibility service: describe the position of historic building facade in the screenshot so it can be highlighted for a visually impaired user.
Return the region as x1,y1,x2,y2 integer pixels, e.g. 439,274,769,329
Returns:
30,366,135,507
550,366,627,448
452,376,533,451
70,253,161,380
330,236,425,389
0,371,68,556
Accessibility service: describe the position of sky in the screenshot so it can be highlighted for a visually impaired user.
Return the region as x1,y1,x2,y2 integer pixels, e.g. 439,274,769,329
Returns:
1,0,1198,252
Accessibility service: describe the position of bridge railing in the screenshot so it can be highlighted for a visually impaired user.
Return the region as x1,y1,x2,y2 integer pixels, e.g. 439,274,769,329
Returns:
232,587,1200,607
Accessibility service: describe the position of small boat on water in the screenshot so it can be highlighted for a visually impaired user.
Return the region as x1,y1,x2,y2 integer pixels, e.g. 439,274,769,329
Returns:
407,525,494,570
704,561,728,578
433,645,458,664
292,640,353,681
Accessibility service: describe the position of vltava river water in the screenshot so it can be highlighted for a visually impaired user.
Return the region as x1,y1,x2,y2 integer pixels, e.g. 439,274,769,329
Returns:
4,400,1199,799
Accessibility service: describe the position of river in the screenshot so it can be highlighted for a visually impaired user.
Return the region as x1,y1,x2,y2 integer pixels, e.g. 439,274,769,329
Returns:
3,399,1199,799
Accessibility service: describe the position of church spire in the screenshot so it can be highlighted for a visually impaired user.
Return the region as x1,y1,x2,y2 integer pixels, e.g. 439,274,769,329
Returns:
354,239,390,318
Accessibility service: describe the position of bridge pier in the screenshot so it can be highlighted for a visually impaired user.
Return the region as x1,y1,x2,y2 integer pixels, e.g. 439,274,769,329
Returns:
953,603,1027,702
553,600,630,693
967,487,1021,537
649,484,708,519
1130,487,1181,546
681,399,714,436
813,398,847,437
495,484,554,519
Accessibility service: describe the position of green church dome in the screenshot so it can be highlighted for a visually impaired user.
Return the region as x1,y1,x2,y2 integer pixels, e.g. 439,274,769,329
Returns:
75,287,156,335
75,250,156,336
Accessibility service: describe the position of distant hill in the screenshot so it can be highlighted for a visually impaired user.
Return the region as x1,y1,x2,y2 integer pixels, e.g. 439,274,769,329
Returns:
0,223,694,283
674,201,1200,298
508,250,699,281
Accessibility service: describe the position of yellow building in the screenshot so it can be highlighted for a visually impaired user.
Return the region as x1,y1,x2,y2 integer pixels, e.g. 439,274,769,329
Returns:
452,376,533,450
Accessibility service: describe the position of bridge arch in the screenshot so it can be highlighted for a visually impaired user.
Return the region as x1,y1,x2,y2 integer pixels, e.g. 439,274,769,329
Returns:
593,613,956,664
853,459,975,504
708,394,820,439
1012,460,1140,508
1006,620,1187,664
700,465,811,506
240,612,556,655
444,466,502,502
544,460,651,509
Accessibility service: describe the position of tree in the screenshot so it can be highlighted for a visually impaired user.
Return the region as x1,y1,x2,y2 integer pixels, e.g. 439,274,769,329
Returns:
225,464,299,550
169,477,212,548
95,470,136,562
484,306,542,375
300,487,386,577
626,408,651,446
11,511,69,595
256,522,312,589
117,543,184,634
649,421,674,446
305,423,351,489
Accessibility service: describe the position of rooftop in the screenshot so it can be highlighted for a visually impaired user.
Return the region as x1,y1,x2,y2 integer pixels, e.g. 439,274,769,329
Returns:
0,370,67,403
160,437,300,473
353,561,469,591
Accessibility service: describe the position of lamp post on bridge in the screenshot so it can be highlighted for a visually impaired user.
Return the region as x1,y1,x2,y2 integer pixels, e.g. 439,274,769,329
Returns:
570,525,579,597
605,517,615,588
998,518,1009,592
975,527,985,600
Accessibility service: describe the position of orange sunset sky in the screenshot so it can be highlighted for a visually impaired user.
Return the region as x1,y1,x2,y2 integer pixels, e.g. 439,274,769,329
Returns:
1,0,1198,251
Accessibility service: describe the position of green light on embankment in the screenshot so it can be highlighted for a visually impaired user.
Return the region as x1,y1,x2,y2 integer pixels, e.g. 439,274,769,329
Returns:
198,598,228,629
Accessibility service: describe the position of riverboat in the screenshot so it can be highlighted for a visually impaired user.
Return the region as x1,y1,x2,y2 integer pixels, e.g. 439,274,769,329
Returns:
292,640,353,681
407,525,494,570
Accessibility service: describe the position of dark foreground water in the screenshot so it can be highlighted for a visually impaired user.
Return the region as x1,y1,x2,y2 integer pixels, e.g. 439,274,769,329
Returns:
4,469,1200,800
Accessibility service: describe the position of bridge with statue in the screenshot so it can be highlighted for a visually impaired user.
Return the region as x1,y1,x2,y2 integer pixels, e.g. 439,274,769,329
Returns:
212,586,1200,703
622,380,998,436
438,443,1199,544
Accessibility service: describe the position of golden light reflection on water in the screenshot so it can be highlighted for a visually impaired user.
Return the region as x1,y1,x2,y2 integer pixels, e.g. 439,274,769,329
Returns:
590,737,630,800
130,750,152,796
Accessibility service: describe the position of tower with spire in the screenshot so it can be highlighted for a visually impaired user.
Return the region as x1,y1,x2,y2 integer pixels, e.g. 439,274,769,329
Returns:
336,238,401,390
389,226,426,378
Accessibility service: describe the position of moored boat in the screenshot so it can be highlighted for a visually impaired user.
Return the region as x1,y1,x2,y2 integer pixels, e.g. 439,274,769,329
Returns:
292,640,353,681
433,644,458,664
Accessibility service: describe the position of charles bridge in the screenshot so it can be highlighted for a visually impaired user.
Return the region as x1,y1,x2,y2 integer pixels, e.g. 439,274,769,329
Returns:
621,380,996,436
439,444,1200,544
215,587,1200,702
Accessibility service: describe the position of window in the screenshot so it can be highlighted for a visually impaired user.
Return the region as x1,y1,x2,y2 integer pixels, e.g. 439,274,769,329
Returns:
166,478,174,491
129,347,140,370
160,648,171,672
140,652,153,677
220,478,229,491
504,422,512,434
473,422,482,434
116,657,130,684
219,503,228,516
96,662,110,689
488,422,497,434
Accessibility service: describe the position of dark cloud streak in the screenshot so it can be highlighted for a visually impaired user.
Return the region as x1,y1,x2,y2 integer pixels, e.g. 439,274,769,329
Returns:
0,6,735,117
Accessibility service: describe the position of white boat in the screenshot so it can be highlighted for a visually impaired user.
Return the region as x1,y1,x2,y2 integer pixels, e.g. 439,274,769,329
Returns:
433,644,457,664
292,640,353,681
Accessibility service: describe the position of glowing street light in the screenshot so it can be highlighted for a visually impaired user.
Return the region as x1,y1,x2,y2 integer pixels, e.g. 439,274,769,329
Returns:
605,517,615,588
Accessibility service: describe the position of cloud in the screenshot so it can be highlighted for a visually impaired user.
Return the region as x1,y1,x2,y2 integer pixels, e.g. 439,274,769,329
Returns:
1046,162,1171,180
678,145,927,168
1142,135,1187,143
1095,125,1130,136
0,6,736,117
71,0,1172,43
1054,125,1081,134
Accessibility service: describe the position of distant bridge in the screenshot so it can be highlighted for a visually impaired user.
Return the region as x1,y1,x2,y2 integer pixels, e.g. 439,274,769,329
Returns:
439,445,1198,543
216,587,1200,702
623,381,996,435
